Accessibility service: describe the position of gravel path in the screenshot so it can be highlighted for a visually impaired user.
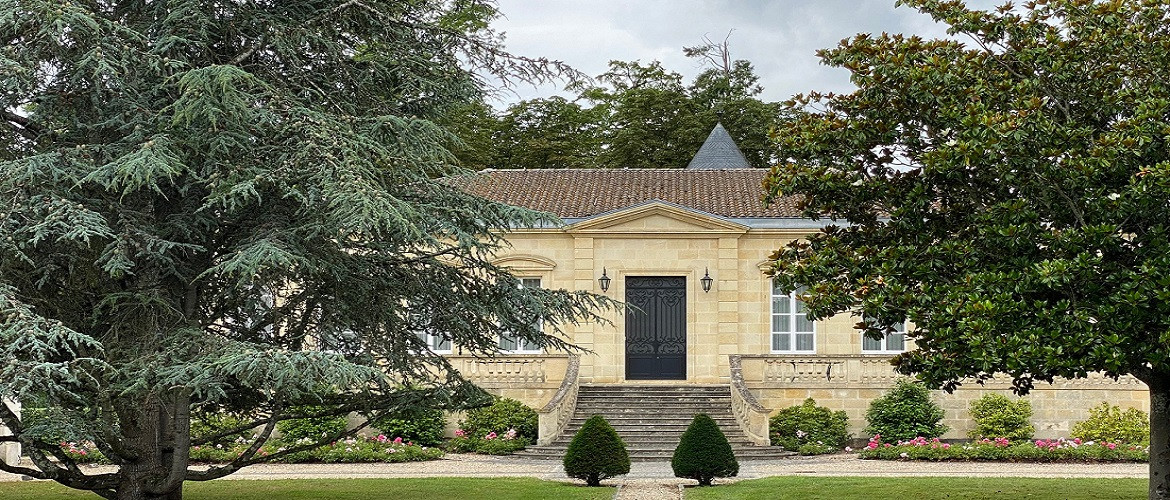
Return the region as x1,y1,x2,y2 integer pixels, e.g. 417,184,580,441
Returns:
0,452,1149,497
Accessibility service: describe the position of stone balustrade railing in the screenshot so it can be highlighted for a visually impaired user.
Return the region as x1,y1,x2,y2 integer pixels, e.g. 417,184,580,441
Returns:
446,354,570,389
537,355,580,446
736,354,1144,389
745,354,904,386
1,399,19,466
728,356,770,446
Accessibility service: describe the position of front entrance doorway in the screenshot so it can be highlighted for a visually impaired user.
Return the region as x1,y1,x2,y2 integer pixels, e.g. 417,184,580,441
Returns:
625,276,687,380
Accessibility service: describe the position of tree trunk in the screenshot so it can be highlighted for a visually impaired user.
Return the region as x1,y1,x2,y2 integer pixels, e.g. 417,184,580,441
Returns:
1151,378,1170,500
114,396,186,500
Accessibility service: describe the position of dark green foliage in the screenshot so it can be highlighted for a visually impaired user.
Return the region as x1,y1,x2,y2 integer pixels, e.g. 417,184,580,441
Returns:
369,407,447,447
460,398,538,442
761,1,1170,495
769,398,849,453
276,407,348,442
864,380,947,442
563,415,630,487
968,394,1035,441
0,1,616,496
671,414,738,486
190,411,256,447
454,49,783,170
1072,403,1150,445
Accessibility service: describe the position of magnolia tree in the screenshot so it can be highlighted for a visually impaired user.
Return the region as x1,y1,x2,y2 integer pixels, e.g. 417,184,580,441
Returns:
0,1,612,499
766,1,1170,498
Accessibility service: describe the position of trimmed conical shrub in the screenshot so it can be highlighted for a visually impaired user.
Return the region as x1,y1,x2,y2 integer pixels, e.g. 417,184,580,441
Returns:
563,415,630,486
672,413,739,486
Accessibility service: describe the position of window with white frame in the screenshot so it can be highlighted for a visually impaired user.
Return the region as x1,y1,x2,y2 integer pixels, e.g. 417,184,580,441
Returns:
771,281,814,353
416,330,452,354
861,320,906,353
499,277,543,353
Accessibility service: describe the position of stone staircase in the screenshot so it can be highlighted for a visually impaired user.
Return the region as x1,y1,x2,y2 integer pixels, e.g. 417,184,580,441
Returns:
514,384,792,461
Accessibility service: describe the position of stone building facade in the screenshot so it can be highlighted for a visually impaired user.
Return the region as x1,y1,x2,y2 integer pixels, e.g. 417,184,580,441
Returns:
447,124,1149,444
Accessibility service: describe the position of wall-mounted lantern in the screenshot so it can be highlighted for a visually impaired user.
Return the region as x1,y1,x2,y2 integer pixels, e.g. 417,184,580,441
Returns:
701,268,713,293
598,268,611,293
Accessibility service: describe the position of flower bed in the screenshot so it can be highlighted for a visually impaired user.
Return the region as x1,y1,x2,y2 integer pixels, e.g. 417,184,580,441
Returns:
858,435,1148,462
58,434,443,465
445,428,529,455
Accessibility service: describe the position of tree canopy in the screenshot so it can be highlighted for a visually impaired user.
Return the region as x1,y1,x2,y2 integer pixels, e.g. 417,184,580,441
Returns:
449,47,783,170
0,1,612,498
764,1,1170,498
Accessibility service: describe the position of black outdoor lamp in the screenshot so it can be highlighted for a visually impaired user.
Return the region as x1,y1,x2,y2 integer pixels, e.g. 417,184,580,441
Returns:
598,268,611,292
701,268,713,293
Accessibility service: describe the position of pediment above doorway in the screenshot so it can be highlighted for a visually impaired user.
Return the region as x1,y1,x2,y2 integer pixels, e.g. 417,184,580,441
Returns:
565,200,749,237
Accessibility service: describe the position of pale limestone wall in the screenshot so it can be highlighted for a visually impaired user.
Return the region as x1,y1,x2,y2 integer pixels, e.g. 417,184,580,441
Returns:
1,399,18,465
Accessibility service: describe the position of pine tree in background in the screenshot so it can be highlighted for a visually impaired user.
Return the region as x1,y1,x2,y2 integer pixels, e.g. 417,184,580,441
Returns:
671,414,739,486
0,1,612,498
563,415,630,486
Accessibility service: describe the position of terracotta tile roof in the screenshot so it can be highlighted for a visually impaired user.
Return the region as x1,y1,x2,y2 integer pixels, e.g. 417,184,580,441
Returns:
448,168,803,219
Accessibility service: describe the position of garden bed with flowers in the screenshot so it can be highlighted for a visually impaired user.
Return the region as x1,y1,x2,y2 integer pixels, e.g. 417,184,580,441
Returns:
857,435,1148,462
59,435,443,465
445,428,529,455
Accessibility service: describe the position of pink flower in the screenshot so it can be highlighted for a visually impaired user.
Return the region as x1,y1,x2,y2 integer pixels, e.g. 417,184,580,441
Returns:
455,429,466,438
485,432,497,440
393,437,403,444
1107,442,1117,450
376,434,387,443
942,443,951,449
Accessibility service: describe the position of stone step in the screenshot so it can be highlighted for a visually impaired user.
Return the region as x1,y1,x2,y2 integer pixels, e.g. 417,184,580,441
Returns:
561,421,742,431
524,384,785,462
575,402,732,408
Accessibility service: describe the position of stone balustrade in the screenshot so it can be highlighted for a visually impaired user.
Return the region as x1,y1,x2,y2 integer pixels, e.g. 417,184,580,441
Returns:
728,356,771,446
537,355,580,446
446,354,571,389
1,399,18,467
735,354,903,387
736,354,1144,389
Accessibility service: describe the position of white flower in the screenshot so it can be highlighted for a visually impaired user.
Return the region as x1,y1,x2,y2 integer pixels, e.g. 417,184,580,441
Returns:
1107,193,1121,200
844,446,853,452
899,452,908,458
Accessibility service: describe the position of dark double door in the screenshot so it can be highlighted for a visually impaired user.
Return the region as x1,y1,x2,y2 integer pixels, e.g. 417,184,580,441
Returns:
625,276,687,380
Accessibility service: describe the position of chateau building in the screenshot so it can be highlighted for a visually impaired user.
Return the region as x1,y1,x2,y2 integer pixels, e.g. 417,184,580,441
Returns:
446,123,1149,450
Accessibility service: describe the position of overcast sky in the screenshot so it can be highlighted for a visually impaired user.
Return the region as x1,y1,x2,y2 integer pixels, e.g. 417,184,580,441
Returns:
490,0,998,105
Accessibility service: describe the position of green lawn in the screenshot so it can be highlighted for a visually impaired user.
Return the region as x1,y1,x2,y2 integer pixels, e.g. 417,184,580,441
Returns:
686,477,1146,500
0,478,614,500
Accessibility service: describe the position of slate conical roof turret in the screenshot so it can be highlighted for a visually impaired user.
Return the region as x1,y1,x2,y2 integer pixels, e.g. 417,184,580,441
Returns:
686,122,751,169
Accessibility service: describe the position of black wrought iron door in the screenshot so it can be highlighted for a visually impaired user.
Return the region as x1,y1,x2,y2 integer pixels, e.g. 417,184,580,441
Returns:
625,276,686,380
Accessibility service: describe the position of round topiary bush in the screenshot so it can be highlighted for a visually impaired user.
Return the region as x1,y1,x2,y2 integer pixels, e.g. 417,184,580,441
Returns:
369,407,446,447
864,379,947,442
563,415,630,486
1072,402,1150,444
276,407,349,442
769,398,849,453
968,393,1035,441
460,398,538,442
671,413,739,486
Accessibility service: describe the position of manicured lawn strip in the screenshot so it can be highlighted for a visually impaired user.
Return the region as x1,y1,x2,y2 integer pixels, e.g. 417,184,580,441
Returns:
685,477,1146,500
0,478,614,500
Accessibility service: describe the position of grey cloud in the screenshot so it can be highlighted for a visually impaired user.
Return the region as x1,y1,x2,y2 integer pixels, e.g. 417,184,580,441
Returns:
492,0,1001,105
